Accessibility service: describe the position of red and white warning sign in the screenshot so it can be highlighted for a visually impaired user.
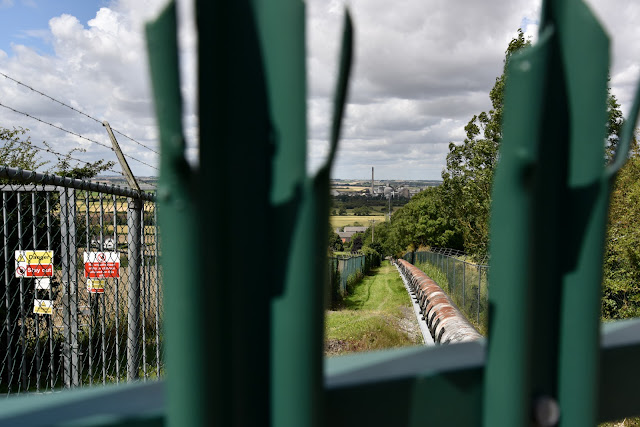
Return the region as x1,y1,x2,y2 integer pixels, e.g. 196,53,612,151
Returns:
84,252,120,278
15,250,54,278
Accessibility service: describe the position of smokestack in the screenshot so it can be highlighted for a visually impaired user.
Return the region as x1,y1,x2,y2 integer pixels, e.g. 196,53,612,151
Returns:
371,167,374,195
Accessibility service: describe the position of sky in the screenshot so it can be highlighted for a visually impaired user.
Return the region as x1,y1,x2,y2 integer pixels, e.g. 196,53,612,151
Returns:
0,0,639,182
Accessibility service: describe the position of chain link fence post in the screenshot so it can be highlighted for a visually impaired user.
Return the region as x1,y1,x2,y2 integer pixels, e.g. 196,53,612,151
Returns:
127,198,142,381
60,187,79,388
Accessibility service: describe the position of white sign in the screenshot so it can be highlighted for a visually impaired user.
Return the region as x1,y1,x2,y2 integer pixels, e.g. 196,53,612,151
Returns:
35,278,51,290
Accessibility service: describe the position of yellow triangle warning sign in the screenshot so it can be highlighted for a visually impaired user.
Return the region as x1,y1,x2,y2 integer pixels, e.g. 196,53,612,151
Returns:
16,254,26,262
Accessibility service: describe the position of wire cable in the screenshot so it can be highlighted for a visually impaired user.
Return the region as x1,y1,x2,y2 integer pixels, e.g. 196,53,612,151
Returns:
0,71,159,155
0,101,158,170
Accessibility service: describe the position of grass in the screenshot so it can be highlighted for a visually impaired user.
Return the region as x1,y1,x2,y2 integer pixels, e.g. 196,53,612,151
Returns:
325,260,421,355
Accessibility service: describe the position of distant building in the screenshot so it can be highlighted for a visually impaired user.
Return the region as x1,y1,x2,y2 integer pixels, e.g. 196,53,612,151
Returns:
335,226,368,243
343,226,367,233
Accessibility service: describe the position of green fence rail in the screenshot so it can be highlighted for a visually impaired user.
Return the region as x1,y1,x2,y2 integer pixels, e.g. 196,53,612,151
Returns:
3,0,640,425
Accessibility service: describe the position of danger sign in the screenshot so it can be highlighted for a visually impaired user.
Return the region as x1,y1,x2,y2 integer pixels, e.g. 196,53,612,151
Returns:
15,250,54,278
84,252,120,278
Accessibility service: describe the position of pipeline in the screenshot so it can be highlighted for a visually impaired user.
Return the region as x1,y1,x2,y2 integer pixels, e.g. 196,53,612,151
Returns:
395,258,482,344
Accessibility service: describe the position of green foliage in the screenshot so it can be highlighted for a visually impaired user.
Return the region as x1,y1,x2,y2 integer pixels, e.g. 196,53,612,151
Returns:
602,153,640,319
328,229,344,252
0,127,48,170
440,29,531,259
50,144,116,179
353,205,371,216
605,86,624,161
350,234,364,252
0,126,115,179
385,187,464,255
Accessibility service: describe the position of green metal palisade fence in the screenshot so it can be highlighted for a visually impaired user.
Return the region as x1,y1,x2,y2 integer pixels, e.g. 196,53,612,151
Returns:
2,0,640,425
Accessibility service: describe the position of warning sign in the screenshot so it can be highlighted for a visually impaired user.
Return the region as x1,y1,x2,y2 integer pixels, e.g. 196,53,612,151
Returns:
84,252,120,278
33,299,53,315
87,279,106,294
15,250,54,278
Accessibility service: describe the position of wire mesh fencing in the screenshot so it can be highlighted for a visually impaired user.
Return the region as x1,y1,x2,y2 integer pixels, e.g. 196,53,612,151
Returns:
0,167,162,395
328,254,365,295
405,249,489,334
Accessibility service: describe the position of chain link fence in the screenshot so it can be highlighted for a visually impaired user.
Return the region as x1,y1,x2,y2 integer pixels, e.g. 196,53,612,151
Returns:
404,248,489,333
328,254,366,295
0,167,162,395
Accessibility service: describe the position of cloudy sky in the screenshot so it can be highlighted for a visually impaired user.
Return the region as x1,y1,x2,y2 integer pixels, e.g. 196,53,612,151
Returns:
0,0,639,182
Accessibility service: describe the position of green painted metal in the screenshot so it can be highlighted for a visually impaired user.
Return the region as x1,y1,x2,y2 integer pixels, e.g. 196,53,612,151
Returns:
485,0,640,425
147,1,352,426
146,4,201,427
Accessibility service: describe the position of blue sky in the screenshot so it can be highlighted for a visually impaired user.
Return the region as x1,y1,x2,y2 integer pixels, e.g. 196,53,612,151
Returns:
0,0,108,57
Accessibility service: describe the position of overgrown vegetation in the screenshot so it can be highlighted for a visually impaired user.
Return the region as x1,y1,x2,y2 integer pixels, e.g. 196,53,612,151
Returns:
325,261,421,356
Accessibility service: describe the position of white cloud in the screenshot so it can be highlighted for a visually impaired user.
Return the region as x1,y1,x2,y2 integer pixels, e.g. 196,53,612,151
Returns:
308,0,640,179
1,0,639,182
0,0,174,177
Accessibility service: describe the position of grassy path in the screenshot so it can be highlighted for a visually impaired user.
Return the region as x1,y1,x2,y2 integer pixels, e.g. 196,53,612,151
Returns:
325,260,422,355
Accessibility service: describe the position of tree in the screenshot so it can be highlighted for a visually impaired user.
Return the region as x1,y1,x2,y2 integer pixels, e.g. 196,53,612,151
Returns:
350,234,364,253
328,229,344,252
0,127,48,170
385,186,463,255
48,144,116,179
440,29,531,259
605,87,624,161
353,205,371,216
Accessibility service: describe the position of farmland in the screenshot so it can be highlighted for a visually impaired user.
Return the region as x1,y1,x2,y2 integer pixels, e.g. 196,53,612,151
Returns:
330,214,387,230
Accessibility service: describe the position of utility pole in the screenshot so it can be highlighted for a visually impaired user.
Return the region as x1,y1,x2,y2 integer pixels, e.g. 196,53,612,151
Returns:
370,219,375,243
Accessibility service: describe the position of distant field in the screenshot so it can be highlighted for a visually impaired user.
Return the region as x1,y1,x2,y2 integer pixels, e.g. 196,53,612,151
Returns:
330,215,387,230
332,186,370,192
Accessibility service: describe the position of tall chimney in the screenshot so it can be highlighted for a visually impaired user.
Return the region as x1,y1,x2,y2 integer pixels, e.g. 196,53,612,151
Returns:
371,167,374,195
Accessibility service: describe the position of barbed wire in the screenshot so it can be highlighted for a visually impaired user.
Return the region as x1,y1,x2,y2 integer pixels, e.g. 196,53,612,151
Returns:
0,101,158,171
3,133,125,177
0,71,159,155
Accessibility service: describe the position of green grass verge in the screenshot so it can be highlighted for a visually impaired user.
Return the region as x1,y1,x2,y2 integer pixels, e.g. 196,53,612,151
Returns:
325,261,421,355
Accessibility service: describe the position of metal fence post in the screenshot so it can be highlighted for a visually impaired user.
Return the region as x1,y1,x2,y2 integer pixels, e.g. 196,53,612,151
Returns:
462,261,466,310
127,198,142,381
60,187,79,388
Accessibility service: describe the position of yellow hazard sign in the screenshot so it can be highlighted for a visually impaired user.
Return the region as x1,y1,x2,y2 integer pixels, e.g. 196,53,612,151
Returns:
33,299,53,315
16,250,53,264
